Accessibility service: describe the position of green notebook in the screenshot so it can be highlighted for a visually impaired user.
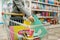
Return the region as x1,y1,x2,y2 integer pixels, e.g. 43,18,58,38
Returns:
31,14,47,39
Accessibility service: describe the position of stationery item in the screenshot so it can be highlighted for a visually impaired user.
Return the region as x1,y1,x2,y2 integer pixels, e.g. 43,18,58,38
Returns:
48,0,54,4
51,12,54,16
42,12,45,16
32,3,37,9
55,7,58,11
51,19,57,24
36,4,39,9
50,12,52,16
54,1,57,5
42,0,45,2
40,18,44,23
49,6,53,10
39,4,43,9
45,0,48,3
18,29,34,37
24,20,31,25
42,4,45,9
53,12,57,16
46,18,51,22
9,26,30,40
45,12,49,16
49,12,50,16
46,5,49,10
53,6,55,11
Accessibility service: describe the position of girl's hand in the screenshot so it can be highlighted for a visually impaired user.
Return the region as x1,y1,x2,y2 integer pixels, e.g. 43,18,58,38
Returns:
28,16,34,22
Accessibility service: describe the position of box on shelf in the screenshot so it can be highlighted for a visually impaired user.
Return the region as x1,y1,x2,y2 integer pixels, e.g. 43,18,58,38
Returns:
54,1,58,5
48,0,54,4
32,3,39,9
46,5,49,10
45,0,48,3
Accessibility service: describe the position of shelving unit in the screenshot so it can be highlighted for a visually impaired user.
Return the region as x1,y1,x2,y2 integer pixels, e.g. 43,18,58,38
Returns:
31,0,60,25
32,1,59,7
37,16,53,18
32,9,58,12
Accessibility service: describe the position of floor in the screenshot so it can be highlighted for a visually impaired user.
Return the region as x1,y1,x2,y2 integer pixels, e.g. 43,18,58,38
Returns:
42,27,60,40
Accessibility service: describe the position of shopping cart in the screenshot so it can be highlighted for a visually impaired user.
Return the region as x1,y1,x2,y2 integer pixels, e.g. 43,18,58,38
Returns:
3,14,47,40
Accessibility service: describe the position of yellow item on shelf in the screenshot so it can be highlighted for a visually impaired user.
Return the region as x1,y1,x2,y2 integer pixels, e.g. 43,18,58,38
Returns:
24,20,31,25
40,18,44,23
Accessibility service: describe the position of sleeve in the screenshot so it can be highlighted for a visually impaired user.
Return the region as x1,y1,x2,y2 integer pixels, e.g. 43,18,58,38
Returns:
16,0,32,17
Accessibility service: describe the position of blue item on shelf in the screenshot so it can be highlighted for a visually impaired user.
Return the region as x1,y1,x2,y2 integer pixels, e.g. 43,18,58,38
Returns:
48,0,54,4
42,4,45,9
42,0,45,2
39,4,42,9
53,12,57,16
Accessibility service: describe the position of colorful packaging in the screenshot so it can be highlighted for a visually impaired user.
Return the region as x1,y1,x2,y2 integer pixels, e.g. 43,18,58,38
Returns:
45,12,49,16
42,0,45,2
9,26,30,40
45,0,48,3
40,18,44,23
18,29,34,37
46,18,51,22
48,0,54,4
46,5,49,10
42,4,45,9
24,20,31,25
42,12,45,16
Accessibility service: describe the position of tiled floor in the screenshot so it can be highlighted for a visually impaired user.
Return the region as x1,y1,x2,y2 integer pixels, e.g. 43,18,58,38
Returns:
0,26,8,40
42,27,60,40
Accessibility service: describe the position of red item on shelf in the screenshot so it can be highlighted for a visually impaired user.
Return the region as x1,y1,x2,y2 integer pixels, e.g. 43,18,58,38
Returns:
42,12,45,16
54,2,57,5
51,19,57,24
47,18,51,22
45,12,49,16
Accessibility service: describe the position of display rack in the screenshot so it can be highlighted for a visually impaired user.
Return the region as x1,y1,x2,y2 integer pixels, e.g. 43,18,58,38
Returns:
31,0,60,25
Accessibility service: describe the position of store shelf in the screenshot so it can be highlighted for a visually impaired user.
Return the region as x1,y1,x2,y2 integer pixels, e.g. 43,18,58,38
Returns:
32,9,58,12
4,13,24,16
37,16,53,18
45,24,60,29
32,1,59,7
